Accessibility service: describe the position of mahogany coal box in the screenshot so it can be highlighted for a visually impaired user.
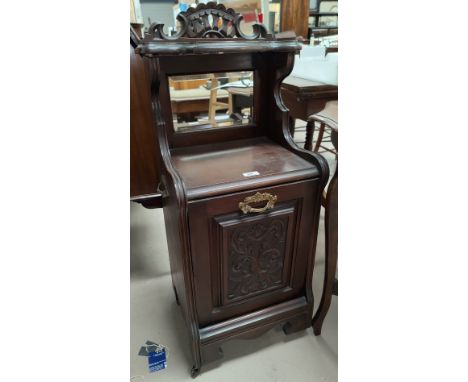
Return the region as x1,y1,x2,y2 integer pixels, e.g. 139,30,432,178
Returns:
133,2,329,377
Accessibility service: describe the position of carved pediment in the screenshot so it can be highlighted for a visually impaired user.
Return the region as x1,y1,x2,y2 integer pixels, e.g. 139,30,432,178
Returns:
145,2,272,41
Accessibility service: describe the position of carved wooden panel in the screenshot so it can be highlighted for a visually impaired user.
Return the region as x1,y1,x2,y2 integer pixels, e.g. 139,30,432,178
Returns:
228,217,288,300
212,203,297,307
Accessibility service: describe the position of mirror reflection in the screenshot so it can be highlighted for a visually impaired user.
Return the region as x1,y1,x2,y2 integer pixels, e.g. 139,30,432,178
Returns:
169,71,254,132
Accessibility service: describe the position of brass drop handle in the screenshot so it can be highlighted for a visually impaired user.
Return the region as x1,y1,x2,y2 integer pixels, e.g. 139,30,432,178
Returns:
239,192,277,214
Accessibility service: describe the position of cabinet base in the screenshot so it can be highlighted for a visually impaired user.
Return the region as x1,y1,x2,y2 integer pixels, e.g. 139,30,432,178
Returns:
191,296,312,376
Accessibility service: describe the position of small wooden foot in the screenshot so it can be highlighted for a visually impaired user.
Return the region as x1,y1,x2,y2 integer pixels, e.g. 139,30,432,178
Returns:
191,366,200,378
283,315,310,335
201,345,224,364
312,319,324,336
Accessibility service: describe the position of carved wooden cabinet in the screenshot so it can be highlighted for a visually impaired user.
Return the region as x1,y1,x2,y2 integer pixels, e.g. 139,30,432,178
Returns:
135,2,328,377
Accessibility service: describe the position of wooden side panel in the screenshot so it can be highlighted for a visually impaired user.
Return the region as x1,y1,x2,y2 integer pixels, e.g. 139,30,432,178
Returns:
130,44,160,197
162,189,189,321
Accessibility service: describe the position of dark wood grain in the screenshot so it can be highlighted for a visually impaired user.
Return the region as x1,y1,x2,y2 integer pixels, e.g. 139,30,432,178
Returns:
188,179,319,327
171,137,318,199
130,43,161,199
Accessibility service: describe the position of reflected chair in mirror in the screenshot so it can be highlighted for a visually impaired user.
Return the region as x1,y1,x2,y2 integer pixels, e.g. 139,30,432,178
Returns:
225,72,254,121
208,74,233,124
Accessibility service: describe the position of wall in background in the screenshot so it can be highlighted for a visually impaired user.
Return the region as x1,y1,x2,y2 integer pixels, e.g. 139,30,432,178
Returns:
140,0,175,30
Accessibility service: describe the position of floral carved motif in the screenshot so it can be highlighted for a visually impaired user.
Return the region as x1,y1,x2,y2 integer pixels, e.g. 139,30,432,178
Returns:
228,217,287,300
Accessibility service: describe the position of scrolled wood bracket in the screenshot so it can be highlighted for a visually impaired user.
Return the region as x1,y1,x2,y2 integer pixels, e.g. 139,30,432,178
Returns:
144,1,272,41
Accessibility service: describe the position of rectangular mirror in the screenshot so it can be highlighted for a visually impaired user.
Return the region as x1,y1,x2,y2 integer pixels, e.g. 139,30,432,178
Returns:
169,71,254,132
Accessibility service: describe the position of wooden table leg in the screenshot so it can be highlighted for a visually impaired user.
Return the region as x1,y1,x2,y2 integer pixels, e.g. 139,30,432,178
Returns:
305,119,315,151
312,165,338,335
289,116,295,138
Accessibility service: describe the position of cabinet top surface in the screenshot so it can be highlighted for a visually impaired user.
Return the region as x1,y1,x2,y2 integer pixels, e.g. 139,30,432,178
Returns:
171,137,318,199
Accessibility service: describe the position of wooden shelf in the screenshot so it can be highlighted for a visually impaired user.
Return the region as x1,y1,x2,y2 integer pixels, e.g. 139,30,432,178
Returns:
171,137,318,200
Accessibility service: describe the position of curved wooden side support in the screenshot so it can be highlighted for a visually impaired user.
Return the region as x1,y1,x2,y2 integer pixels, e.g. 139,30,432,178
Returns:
144,57,204,373
272,52,330,190
269,52,330,311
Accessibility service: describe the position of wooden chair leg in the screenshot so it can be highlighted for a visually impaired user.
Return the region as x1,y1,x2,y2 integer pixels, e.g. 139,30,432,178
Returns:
305,120,315,151
208,76,218,124
313,122,325,152
312,167,338,335
332,278,338,296
228,94,233,115
289,117,295,137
